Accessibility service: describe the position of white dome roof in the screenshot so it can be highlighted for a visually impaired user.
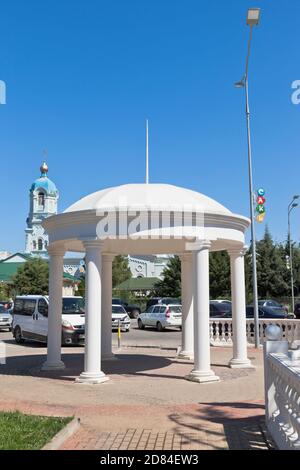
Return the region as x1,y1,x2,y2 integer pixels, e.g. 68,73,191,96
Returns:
64,183,231,215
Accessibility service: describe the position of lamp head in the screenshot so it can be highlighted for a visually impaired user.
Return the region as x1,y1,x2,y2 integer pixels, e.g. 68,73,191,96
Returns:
292,203,298,209
293,195,300,200
234,77,245,88
246,8,261,26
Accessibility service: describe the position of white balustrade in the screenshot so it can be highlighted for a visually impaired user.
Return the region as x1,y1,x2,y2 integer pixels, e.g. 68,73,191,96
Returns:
210,318,300,347
264,336,300,450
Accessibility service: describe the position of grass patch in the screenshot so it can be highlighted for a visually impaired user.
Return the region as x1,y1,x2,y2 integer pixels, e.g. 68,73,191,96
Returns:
0,411,72,450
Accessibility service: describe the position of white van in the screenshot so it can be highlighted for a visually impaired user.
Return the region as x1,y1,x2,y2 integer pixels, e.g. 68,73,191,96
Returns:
12,295,85,345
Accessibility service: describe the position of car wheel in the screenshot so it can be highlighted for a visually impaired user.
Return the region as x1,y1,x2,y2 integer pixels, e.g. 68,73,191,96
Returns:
138,319,145,330
131,308,140,319
14,326,25,344
157,322,164,332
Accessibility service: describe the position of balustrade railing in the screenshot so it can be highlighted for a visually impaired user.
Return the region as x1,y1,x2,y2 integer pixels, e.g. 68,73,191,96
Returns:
265,343,300,449
209,318,300,346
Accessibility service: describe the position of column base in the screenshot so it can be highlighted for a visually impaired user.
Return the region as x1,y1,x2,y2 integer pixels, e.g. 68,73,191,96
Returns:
41,360,65,371
185,369,220,383
75,371,109,384
229,358,254,369
102,352,117,361
177,348,194,360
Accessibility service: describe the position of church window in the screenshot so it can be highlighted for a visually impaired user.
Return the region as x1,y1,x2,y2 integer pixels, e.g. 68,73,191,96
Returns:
38,239,43,251
38,192,45,209
32,240,36,250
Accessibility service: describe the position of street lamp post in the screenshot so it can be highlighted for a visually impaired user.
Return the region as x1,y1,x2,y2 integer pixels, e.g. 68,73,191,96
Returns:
288,195,299,313
235,8,261,348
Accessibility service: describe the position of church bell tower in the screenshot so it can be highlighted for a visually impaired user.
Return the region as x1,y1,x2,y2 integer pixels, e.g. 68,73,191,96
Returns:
25,162,59,255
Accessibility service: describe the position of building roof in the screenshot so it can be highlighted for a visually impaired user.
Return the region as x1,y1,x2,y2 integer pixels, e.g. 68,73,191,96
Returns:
0,261,78,284
115,277,159,291
30,162,58,196
64,183,231,214
1,252,32,263
0,263,22,282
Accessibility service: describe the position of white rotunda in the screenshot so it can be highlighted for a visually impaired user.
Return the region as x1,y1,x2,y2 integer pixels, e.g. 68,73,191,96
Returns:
42,183,252,384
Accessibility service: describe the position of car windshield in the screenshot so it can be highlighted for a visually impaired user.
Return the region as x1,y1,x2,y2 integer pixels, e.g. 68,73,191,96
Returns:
162,298,181,305
170,306,182,313
112,305,126,314
62,297,85,314
212,302,231,311
0,305,7,313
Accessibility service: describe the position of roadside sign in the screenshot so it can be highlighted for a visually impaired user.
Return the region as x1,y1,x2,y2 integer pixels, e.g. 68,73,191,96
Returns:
255,188,266,222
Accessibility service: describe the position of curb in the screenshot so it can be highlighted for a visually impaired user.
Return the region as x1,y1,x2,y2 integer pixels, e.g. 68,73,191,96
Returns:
42,417,80,450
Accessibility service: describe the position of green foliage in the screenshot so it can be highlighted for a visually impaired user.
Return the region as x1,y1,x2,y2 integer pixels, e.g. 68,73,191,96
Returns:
209,251,231,299
112,255,132,288
76,275,85,297
154,256,181,297
12,258,49,295
255,227,289,298
154,252,231,299
0,282,10,300
0,411,72,450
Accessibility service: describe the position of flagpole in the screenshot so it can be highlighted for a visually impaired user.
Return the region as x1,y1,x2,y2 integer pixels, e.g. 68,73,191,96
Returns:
146,119,149,184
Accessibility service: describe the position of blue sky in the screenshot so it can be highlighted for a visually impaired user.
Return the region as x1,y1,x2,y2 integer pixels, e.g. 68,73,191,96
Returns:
1,0,300,253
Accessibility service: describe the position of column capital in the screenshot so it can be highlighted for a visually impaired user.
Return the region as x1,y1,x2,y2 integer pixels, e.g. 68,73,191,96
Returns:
228,246,247,258
47,244,65,257
102,253,116,262
180,252,193,262
185,239,211,252
81,238,105,250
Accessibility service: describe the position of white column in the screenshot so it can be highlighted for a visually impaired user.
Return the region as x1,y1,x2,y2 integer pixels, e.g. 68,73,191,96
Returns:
186,241,219,383
228,248,253,368
42,245,65,370
178,253,194,359
101,253,115,360
76,240,108,384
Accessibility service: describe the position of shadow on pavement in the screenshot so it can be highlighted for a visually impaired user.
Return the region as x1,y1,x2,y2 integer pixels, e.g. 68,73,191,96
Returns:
168,402,275,450
0,351,173,382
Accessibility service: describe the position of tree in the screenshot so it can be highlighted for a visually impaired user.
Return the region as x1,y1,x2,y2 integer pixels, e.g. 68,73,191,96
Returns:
154,256,181,297
256,226,289,298
112,255,132,288
278,234,300,300
0,282,10,300
12,258,49,295
209,251,231,299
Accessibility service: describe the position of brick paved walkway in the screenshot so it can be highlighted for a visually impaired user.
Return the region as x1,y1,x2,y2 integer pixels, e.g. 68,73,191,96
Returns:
0,339,273,450
61,418,274,450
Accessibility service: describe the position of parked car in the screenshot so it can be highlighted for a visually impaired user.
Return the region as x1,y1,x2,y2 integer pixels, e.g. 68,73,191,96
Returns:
0,300,14,313
258,300,288,315
12,295,85,345
145,297,181,310
210,301,232,318
246,305,286,319
294,300,300,319
138,303,182,331
211,299,232,305
111,304,131,332
0,304,12,331
112,297,141,319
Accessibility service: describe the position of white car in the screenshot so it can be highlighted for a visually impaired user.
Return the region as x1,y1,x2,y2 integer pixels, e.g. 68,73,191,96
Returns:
12,295,85,345
112,304,131,332
0,304,12,331
138,304,182,331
